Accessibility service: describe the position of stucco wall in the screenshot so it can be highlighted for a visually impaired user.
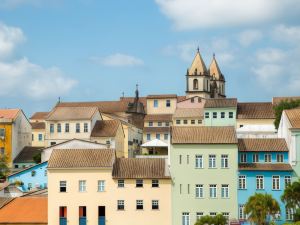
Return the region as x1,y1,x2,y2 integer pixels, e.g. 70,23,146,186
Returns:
204,108,236,126
146,99,177,115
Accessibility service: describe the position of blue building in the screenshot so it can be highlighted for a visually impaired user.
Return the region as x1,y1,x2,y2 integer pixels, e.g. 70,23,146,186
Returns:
8,161,48,192
237,138,293,224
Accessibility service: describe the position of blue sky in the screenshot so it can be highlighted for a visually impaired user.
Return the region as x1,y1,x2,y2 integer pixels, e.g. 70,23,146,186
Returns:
0,0,300,116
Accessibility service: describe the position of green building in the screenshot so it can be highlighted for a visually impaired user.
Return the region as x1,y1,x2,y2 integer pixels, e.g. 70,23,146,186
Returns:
170,126,238,225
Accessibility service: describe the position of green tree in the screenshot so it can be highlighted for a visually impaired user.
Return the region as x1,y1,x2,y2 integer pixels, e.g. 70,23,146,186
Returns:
33,152,41,164
244,193,280,225
273,99,300,129
281,179,300,221
0,154,9,179
195,214,227,225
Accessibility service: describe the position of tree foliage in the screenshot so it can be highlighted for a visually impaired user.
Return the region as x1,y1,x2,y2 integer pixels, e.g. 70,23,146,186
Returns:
273,99,300,129
244,193,280,225
0,154,9,179
195,214,227,225
33,152,41,164
281,179,300,221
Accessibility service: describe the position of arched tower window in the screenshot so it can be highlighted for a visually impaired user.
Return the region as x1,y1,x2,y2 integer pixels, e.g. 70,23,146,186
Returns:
193,79,198,90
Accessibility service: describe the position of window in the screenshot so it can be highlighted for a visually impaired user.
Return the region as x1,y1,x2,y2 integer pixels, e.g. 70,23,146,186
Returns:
198,120,202,124
182,212,190,225
284,176,291,187
98,180,105,192
166,100,171,107
149,121,153,127
239,205,246,220
265,154,271,163
136,179,143,188
0,128,5,137
165,122,170,126
253,154,259,163
79,206,86,218
256,175,264,190
191,120,195,124
79,180,86,192
210,212,217,216
152,200,159,210
229,112,234,118
221,155,228,168
187,184,190,194
277,154,284,163
187,155,189,164
50,124,54,133
213,112,217,119
195,155,203,168
59,206,67,220
221,112,225,118
193,79,198,90
32,134,34,141
38,133,43,141
196,212,203,221
76,123,80,133
164,133,168,140
239,175,246,189
209,184,217,198
209,155,216,168
191,98,194,103
117,200,124,210
57,123,61,133
180,184,182,194
146,133,151,141
205,112,209,119
221,184,229,198
286,208,294,221
179,155,182,164
136,200,143,210
152,180,159,188
118,180,124,188
222,212,230,223
0,147,4,155
65,123,69,133
183,120,188,124
195,184,203,198
154,100,158,108
28,183,32,190
60,181,67,192
158,122,162,126
240,153,247,163
176,120,181,125
156,133,160,140
272,176,280,190
84,123,88,133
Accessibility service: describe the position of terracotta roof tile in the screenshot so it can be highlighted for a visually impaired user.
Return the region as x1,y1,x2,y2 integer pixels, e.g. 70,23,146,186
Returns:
204,98,237,108
112,158,170,179
91,120,121,137
0,109,20,120
237,102,275,119
272,96,300,105
285,108,300,129
173,108,203,118
144,127,170,133
0,197,47,223
238,138,288,152
172,126,237,144
48,149,115,168
30,112,49,120
239,163,293,171
147,94,177,99
144,114,173,121
31,122,45,129
13,146,42,163
47,107,98,121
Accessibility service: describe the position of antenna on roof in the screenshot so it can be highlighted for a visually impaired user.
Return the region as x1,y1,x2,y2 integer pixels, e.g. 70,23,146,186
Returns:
58,97,61,103
197,46,200,53
213,53,216,59
122,92,124,98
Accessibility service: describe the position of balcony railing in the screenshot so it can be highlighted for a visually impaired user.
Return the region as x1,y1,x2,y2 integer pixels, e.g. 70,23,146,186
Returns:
99,216,105,225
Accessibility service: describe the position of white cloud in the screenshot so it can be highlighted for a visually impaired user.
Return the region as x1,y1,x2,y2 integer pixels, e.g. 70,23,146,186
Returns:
256,48,287,63
155,0,300,30
252,64,283,84
90,53,144,67
272,24,300,45
238,30,263,47
0,23,25,58
0,0,42,9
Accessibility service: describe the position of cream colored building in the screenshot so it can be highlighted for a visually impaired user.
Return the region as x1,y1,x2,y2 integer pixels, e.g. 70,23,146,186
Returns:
48,149,171,225
30,112,49,148
146,95,177,115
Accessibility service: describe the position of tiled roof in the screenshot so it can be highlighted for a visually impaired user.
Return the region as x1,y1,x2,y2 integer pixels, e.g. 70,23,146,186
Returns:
272,96,300,105
285,108,300,129
204,98,237,108
147,94,177,99
91,120,121,137
173,108,203,118
0,197,47,224
237,102,275,119
144,114,173,121
13,146,42,163
46,107,98,121
0,109,20,120
172,126,237,144
239,163,293,171
30,112,49,120
238,138,289,152
144,127,170,133
0,197,14,209
31,122,45,130
48,149,115,168
112,158,170,179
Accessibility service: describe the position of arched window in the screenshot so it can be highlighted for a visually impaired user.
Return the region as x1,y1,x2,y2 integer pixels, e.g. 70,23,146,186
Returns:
193,79,198,90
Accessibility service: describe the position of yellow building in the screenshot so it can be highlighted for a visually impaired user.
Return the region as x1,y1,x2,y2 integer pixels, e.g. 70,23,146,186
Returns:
48,149,171,225
0,109,31,167
30,112,49,148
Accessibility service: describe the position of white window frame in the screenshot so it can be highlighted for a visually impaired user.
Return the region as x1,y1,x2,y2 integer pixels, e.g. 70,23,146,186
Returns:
195,184,204,198
239,205,246,220
272,175,280,190
182,212,190,225
238,175,246,189
118,179,125,188
79,180,86,192
152,200,159,210
264,154,271,163
252,153,259,163
117,200,124,210
240,153,247,163
256,175,264,190
196,212,203,221
136,200,143,210
221,184,229,198
209,155,216,168
209,184,217,198
221,154,229,168
195,155,203,168
98,180,105,192
284,176,291,188
84,123,88,133
276,154,284,163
